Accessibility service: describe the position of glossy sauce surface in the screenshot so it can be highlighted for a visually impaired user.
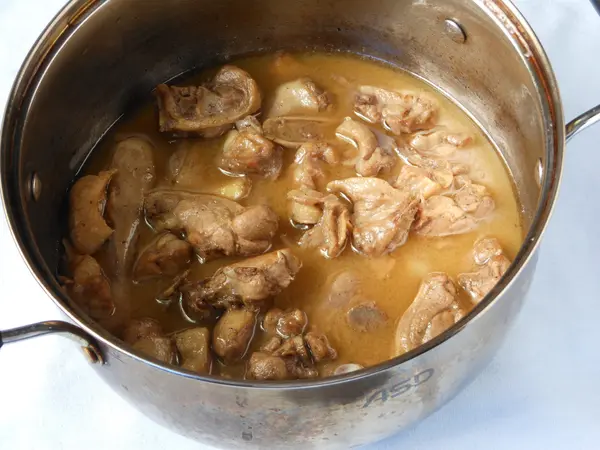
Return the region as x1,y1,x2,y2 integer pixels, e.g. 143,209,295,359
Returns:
82,53,523,377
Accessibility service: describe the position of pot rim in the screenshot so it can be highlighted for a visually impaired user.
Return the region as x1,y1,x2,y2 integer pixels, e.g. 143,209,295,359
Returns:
0,0,564,389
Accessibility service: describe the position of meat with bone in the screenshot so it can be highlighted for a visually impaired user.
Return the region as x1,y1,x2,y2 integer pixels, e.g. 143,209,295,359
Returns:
219,116,283,179
268,78,331,117
155,65,261,136
393,273,464,356
292,142,338,190
181,249,301,313
132,232,192,281
354,86,437,134
106,137,156,274
336,117,395,177
328,177,419,257
458,237,511,304
144,190,278,261
69,169,116,255
122,317,178,364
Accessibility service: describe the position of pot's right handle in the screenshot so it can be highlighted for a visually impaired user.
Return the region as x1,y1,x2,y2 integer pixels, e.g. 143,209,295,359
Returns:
0,320,104,364
566,104,600,142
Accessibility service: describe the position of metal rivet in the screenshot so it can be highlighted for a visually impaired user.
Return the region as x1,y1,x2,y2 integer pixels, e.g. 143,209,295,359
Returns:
535,158,543,187
444,19,467,44
29,172,42,201
82,346,101,364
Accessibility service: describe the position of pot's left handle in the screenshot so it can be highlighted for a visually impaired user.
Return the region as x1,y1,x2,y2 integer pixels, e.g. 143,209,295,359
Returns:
566,104,600,142
0,321,104,364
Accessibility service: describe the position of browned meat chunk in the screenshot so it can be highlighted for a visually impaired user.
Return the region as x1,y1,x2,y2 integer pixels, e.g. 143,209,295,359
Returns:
410,129,472,158
263,116,334,148
246,352,318,381
328,177,419,257
393,273,464,356
155,65,261,135
292,192,351,259
292,142,338,190
262,308,308,338
69,169,116,255
287,188,324,226
304,331,338,362
212,308,257,364
394,165,442,199
122,318,177,364
182,249,301,313
458,237,511,304
174,327,212,374
219,117,283,179
398,146,455,188
346,301,388,332
144,190,278,261
336,118,395,177
62,249,114,320
122,317,163,344
355,86,437,134
413,195,478,237
269,78,331,117
452,176,495,218
272,335,312,363
133,232,192,281
106,137,156,275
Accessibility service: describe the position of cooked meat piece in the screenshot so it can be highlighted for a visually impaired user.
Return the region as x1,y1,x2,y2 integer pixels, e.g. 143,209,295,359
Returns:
132,336,178,364
304,331,337,362
413,195,478,237
410,129,472,158
262,308,308,338
452,176,495,218
133,232,192,281
328,271,361,307
246,352,319,381
287,188,325,226
174,327,212,374
393,273,464,356
106,137,156,275
123,317,177,364
263,116,334,148
272,335,312,364
219,119,283,179
144,190,278,261
183,249,302,312
261,335,284,353
63,249,114,320
394,165,442,199
355,86,437,134
398,145,455,188
297,193,351,259
333,363,364,375
212,308,257,364
269,78,331,117
122,317,163,344
458,237,511,304
328,177,419,257
155,65,261,135
235,115,263,134
293,142,338,190
336,118,395,177
346,301,388,332
247,352,290,380
69,169,116,255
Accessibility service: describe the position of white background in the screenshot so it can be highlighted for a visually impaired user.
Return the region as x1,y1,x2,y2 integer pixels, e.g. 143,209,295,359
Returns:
1,0,599,448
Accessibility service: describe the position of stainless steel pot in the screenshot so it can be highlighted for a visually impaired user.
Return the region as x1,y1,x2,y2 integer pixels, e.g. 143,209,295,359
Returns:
1,0,599,448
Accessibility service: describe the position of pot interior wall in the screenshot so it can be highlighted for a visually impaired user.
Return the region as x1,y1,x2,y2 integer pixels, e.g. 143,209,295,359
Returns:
9,0,547,295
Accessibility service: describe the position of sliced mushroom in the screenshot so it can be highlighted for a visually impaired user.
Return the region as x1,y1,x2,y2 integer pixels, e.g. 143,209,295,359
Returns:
69,169,116,255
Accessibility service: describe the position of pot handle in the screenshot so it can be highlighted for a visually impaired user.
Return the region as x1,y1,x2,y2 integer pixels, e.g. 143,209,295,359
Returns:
566,104,600,142
0,320,104,364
